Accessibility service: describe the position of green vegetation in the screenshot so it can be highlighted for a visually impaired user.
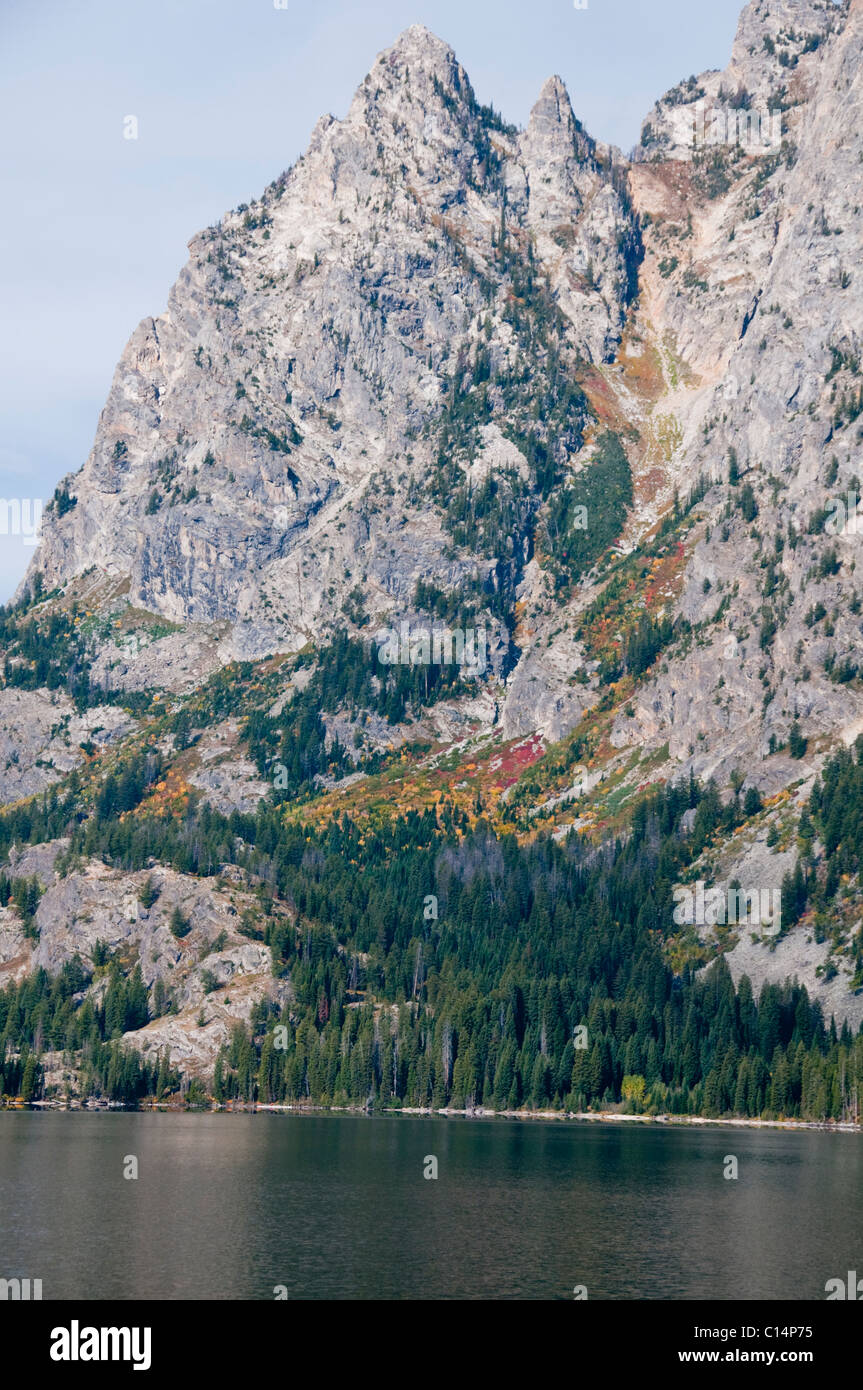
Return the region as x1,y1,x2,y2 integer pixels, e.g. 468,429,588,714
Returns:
0,599,154,715
413,575,510,626
0,958,179,1104
0,872,42,941
428,232,591,565
543,431,633,591
205,777,862,1116
2,760,860,1117
51,486,77,517
245,631,476,798
783,741,863,960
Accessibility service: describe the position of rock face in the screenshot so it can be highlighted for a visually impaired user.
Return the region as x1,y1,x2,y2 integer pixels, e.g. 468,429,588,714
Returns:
0,855,291,1082
26,25,634,665
7,4,863,1067
637,0,841,163
616,0,863,782
0,689,132,802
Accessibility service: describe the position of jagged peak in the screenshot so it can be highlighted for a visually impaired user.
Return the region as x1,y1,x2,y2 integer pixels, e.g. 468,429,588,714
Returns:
525,73,594,163
346,23,472,123
529,74,576,126
537,74,569,100
387,23,454,57
368,23,459,83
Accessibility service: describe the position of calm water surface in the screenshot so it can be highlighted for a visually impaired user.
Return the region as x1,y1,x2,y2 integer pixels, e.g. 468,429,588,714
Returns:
0,1112,859,1300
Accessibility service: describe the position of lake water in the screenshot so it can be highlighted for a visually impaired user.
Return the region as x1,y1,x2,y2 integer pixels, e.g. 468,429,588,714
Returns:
0,1112,860,1300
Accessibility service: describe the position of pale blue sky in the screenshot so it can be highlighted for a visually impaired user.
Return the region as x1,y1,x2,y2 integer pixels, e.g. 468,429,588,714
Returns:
0,0,747,599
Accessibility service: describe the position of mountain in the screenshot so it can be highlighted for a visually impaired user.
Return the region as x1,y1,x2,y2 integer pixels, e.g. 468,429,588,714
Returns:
27,26,635,670
2,2,863,1117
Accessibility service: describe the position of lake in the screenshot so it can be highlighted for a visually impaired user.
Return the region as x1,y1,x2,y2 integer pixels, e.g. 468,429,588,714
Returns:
0,1112,860,1300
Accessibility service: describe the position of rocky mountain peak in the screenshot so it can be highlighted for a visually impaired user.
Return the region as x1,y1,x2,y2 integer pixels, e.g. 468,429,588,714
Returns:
519,73,603,236
22,18,640,649
319,24,503,210
531,74,573,119
524,72,595,166
382,23,456,65
525,74,588,153
353,23,470,118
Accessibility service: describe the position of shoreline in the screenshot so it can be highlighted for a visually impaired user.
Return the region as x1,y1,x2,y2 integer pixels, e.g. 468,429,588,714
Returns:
253,1104,862,1134
16,1098,862,1132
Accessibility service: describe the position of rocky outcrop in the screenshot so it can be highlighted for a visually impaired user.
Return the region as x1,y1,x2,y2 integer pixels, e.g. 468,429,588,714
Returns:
614,0,863,786
0,688,132,802
0,860,292,1081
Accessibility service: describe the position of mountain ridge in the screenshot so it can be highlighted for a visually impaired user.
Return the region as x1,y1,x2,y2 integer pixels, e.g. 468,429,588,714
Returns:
2,0,863,1106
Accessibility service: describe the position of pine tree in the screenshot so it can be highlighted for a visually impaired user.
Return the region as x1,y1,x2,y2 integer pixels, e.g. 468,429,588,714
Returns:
20,1051,38,1102
170,906,191,939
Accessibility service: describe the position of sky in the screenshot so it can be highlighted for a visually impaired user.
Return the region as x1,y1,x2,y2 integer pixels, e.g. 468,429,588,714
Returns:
0,0,747,601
